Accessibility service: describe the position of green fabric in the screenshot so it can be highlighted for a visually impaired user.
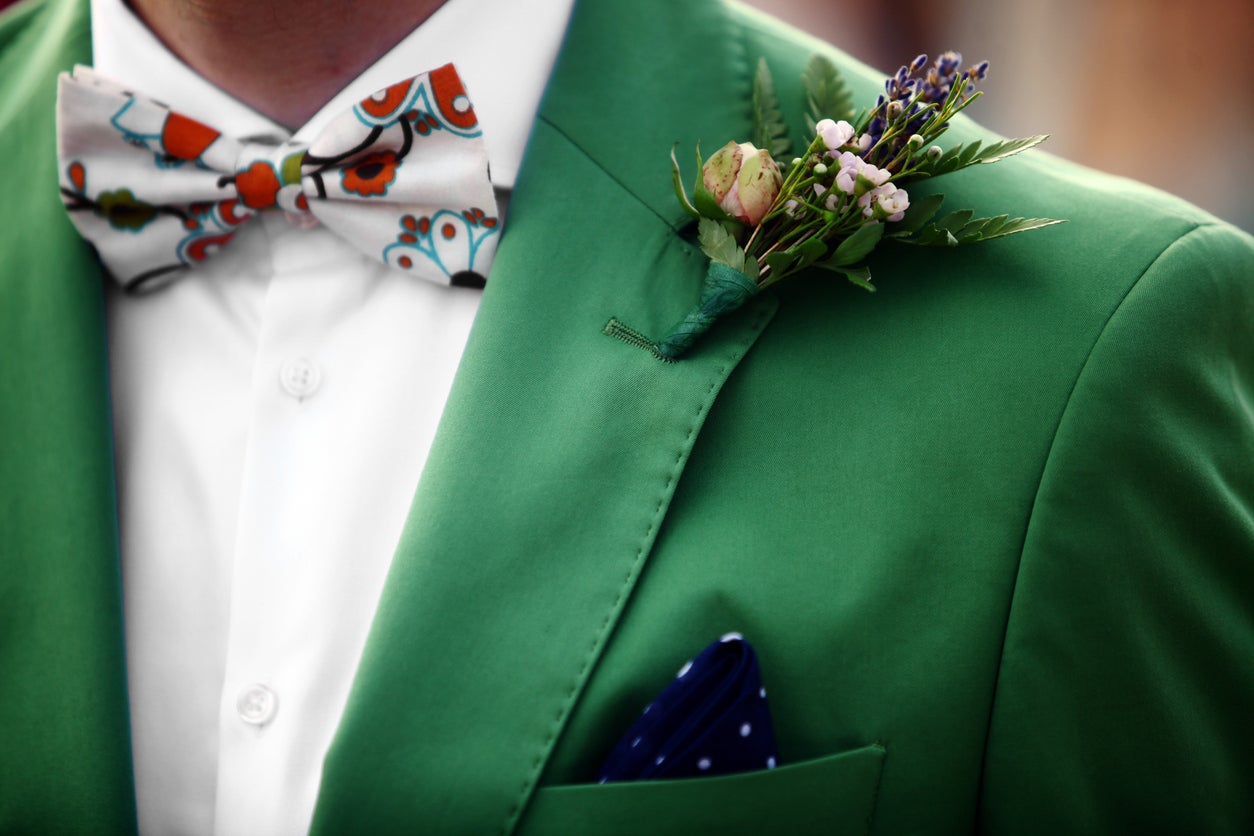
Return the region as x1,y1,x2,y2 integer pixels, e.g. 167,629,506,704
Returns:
522,745,885,835
0,0,136,834
311,116,778,834
2,0,1252,833
654,261,761,359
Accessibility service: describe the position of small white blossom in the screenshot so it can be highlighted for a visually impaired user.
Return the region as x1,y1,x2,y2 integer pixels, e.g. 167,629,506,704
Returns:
878,186,910,222
863,163,891,188
858,183,910,221
816,118,856,151
835,152,891,195
835,151,861,194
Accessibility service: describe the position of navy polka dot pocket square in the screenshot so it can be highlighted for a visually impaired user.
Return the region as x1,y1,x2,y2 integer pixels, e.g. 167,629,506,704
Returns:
596,633,779,783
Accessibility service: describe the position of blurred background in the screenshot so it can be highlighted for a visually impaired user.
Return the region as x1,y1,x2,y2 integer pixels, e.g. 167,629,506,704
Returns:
2,0,1249,229
746,0,1254,231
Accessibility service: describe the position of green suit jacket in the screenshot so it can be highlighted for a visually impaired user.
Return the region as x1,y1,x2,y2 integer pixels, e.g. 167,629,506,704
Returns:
2,0,1252,833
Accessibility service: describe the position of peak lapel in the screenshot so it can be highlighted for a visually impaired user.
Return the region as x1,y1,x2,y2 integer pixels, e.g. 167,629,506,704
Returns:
312,0,775,832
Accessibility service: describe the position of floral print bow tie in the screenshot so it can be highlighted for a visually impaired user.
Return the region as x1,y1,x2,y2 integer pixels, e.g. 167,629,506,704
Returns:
56,64,500,292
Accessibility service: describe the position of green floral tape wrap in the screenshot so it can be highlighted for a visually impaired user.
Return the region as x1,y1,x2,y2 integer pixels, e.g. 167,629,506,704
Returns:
655,262,759,359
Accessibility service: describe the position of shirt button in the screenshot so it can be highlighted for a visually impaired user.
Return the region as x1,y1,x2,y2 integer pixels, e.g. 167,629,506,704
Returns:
279,358,322,400
237,684,278,726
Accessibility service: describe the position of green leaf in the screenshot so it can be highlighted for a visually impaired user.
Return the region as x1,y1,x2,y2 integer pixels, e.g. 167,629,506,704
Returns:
698,217,740,264
795,236,827,269
838,265,876,292
752,58,791,159
936,143,966,169
957,141,983,168
976,134,1050,165
741,254,761,282
912,225,958,245
937,209,974,233
812,261,876,292
764,249,801,278
914,135,1050,179
802,53,854,129
670,144,699,219
761,235,829,284
960,215,1067,243
901,224,960,246
698,217,750,273
825,222,885,266
691,144,732,221
693,190,729,220
896,213,1065,247
887,192,945,236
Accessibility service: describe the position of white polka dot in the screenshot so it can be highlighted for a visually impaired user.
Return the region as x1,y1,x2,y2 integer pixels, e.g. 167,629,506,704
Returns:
697,757,712,770
740,722,752,737
676,660,693,678
631,737,641,748
719,631,743,643
643,703,653,714
598,777,607,784
767,756,777,769
759,687,767,698
655,755,666,765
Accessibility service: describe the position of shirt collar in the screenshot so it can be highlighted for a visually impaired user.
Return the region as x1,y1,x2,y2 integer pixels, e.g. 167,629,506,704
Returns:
89,0,575,187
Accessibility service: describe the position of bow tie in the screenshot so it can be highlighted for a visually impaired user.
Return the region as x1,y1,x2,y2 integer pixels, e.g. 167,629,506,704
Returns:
56,64,500,292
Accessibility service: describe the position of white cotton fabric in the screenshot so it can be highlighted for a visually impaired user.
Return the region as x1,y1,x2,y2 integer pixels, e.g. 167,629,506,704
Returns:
90,0,575,833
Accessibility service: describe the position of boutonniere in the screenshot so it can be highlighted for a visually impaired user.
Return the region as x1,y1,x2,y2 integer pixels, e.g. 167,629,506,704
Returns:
608,52,1064,360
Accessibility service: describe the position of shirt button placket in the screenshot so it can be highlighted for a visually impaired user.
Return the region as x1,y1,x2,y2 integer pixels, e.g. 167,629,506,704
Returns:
279,358,322,401
237,684,279,727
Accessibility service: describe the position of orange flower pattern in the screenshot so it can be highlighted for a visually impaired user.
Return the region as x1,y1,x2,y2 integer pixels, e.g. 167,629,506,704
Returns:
56,63,500,291
234,161,282,210
341,151,399,197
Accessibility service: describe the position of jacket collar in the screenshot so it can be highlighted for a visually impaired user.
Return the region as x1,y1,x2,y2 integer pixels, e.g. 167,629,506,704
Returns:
311,0,775,831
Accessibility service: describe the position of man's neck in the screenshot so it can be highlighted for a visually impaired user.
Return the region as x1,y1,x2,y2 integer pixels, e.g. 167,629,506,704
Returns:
127,0,448,129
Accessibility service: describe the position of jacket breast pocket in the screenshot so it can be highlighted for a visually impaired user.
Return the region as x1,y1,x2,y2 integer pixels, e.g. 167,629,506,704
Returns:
516,743,886,835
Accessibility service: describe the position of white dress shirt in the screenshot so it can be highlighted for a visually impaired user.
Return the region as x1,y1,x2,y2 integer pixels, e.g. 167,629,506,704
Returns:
92,0,574,832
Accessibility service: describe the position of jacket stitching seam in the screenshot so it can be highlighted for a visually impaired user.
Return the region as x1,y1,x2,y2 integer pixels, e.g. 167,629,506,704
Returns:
972,219,1214,823
500,301,774,834
533,115,679,230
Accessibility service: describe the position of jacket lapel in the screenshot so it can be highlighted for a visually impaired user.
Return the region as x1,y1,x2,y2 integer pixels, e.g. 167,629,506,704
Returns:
311,0,774,832
0,0,137,831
